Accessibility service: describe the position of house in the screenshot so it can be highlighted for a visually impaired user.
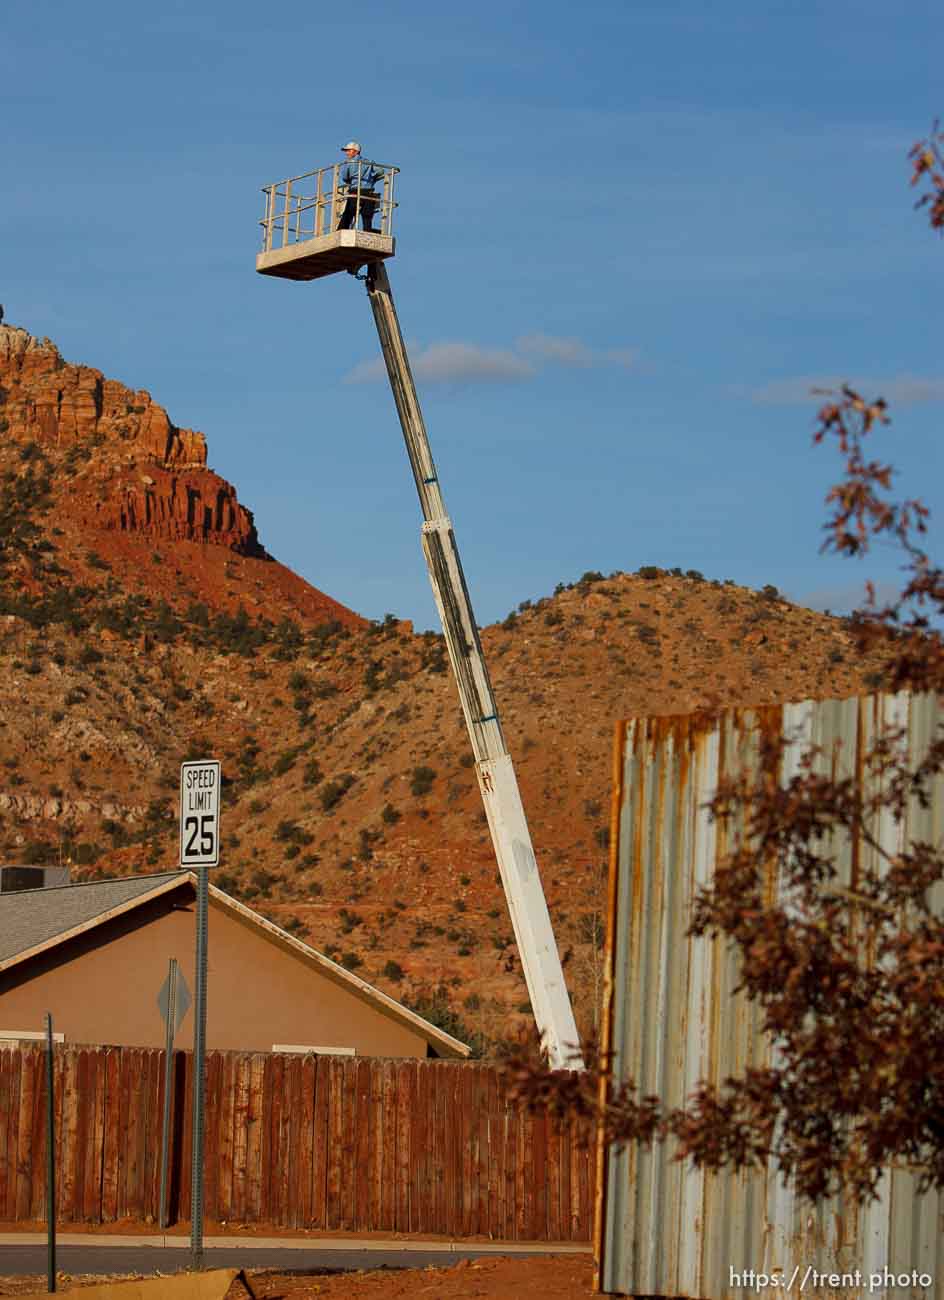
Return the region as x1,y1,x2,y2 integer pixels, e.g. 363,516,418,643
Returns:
0,871,469,1059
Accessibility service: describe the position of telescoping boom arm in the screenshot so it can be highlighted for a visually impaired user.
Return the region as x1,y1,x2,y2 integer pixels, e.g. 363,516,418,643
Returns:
363,263,582,1070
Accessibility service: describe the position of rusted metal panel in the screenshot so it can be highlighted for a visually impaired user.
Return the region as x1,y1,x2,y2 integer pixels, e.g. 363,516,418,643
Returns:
599,693,944,1299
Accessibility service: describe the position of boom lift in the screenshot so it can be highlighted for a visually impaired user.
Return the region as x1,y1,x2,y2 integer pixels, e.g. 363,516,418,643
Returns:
256,160,582,1069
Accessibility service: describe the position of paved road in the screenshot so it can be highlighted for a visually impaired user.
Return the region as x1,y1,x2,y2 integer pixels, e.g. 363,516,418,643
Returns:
0,1242,560,1280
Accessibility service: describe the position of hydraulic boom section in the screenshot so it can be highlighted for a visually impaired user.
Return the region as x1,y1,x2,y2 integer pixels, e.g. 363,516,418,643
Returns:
364,263,582,1070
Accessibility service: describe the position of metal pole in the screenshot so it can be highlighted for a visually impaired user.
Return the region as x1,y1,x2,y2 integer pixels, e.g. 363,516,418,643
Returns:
159,957,178,1231
190,869,208,1269
45,1012,56,1294
363,262,582,1070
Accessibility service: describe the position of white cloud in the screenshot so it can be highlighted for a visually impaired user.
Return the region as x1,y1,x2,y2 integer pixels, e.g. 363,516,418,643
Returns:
413,342,536,384
343,331,637,386
344,341,534,386
516,333,594,366
601,347,637,369
746,374,944,406
343,355,388,384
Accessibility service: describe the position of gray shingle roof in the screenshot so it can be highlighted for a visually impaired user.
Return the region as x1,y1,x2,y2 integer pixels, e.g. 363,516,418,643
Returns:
0,872,182,964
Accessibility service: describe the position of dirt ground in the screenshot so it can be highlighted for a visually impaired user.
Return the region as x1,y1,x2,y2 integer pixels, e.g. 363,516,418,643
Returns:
0,1254,597,1298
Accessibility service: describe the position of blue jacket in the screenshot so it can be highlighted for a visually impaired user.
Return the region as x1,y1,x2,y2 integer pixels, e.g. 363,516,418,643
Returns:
340,158,382,192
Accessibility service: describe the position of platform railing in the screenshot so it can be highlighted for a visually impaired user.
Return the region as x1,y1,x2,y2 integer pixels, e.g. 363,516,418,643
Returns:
260,160,399,252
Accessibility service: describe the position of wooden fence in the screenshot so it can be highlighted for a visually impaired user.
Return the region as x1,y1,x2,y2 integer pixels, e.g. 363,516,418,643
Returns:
0,1045,592,1241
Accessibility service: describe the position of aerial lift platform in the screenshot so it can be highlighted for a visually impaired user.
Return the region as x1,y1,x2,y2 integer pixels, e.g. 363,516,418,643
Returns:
256,160,582,1070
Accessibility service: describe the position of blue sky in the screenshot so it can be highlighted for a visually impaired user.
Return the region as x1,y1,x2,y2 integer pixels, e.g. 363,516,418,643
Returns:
3,0,942,629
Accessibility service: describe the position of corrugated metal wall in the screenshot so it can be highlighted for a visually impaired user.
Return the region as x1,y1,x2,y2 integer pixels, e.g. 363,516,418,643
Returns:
597,693,944,1299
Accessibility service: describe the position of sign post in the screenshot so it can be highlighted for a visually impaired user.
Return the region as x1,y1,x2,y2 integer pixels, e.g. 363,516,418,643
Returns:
179,759,220,1271
157,958,191,1230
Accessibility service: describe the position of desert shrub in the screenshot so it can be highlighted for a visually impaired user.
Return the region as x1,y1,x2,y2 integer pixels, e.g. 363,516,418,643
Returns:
410,765,436,797
320,774,354,811
404,986,483,1056
271,617,304,661
381,802,401,824
275,819,314,847
251,868,277,897
308,620,348,654
382,960,405,982
339,907,363,934
75,642,103,668
420,638,448,674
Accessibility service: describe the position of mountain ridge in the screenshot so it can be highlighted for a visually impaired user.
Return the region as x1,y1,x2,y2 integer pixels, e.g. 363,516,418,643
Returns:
0,324,890,1053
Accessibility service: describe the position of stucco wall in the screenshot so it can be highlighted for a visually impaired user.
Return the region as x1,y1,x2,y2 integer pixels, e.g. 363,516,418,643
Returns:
0,887,428,1057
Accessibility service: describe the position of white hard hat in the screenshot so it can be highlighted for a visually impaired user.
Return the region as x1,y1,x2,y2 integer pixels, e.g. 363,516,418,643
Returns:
341,140,361,152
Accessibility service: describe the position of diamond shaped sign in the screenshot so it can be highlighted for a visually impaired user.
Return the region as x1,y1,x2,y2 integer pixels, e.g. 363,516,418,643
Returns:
157,967,192,1036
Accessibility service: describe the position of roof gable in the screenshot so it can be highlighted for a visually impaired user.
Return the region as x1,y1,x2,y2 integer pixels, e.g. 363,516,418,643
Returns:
0,872,470,1059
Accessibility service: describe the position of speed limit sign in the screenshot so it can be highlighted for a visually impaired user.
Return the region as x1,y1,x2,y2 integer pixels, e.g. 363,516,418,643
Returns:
179,760,221,867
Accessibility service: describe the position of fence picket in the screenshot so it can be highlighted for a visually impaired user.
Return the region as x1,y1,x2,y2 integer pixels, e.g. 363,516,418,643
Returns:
256,1053,274,1223
14,1046,36,1220
216,1052,235,1223
0,1051,11,1219
285,1055,303,1229
408,1054,427,1234
380,1059,396,1231
101,1049,120,1221
61,1050,80,1222
326,1057,343,1230
354,1058,371,1231
298,1054,316,1228
340,1057,357,1231
203,1051,222,1222
394,1060,412,1232
369,1054,384,1230
31,1049,47,1218
311,1055,330,1229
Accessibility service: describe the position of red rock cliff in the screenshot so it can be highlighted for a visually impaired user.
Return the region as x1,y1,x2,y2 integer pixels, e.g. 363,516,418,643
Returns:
0,325,265,556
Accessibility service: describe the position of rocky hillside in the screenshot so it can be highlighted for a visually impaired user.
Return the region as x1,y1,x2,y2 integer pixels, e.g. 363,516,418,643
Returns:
0,325,890,1054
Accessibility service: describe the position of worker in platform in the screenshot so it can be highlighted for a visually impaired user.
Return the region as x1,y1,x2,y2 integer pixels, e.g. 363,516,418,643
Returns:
337,141,382,233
